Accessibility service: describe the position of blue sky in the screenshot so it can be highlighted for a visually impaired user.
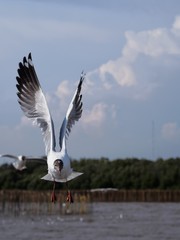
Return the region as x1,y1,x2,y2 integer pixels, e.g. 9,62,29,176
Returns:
0,0,180,160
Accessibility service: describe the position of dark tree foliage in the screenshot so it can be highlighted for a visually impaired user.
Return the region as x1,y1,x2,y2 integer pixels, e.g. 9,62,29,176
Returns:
0,158,180,190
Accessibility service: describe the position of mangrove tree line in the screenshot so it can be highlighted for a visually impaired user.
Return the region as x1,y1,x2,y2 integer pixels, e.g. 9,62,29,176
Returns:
0,158,180,190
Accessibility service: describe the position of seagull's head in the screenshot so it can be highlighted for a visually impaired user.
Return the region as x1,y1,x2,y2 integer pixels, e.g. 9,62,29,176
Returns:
54,159,64,172
21,156,26,161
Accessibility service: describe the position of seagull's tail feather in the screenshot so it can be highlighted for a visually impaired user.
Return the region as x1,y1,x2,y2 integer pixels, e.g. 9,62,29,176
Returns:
41,173,54,181
67,171,83,181
41,171,83,183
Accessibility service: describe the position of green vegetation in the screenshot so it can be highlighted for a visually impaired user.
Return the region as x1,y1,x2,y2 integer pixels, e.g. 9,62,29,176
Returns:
0,158,180,190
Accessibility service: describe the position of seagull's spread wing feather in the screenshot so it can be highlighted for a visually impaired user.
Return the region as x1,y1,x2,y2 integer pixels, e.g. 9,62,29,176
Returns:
0,154,19,160
16,53,56,154
26,157,47,163
59,73,85,150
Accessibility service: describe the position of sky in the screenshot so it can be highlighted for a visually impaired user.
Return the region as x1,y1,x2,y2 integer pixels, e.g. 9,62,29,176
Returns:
0,0,180,161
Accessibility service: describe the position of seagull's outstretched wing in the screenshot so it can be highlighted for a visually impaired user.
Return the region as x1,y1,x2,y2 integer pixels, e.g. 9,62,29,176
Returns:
0,154,19,160
25,156,47,164
0,154,25,170
59,73,85,150
16,53,56,155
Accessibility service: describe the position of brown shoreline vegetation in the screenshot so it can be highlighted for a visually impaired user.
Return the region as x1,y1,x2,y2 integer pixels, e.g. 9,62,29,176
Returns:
1,189,180,203
0,189,180,215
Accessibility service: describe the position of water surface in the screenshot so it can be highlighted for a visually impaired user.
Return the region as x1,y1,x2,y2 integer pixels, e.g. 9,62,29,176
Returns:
0,202,180,240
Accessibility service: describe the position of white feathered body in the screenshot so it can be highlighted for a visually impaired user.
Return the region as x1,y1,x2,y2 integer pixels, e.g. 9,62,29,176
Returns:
48,151,71,180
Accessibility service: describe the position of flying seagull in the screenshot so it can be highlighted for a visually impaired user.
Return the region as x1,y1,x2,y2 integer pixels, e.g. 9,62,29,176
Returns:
0,154,46,171
16,53,85,203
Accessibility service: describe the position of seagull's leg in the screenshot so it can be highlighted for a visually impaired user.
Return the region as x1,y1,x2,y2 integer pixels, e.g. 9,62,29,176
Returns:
66,182,73,204
51,180,57,203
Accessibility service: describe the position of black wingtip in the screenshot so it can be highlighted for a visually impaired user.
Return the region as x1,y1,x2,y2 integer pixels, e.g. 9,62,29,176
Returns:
80,71,86,82
77,72,85,94
81,70,85,76
28,52,32,61
23,56,27,64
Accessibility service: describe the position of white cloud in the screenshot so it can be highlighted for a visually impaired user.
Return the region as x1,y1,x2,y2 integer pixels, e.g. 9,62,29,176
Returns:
81,102,117,134
172,16,180,30
161,122,180,140
54,80,77,115
82,73,96,94
55,80,71,101
88,15,180,100
99,59,136,88
82,102,107,127
123,28,180,58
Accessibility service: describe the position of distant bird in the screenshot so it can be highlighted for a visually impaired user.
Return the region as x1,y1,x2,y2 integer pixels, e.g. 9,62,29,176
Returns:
0,154,46,171
16,53,84,203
